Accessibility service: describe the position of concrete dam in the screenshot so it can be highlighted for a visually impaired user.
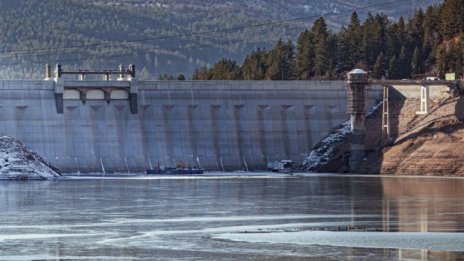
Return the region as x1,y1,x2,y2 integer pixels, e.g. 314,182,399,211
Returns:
0,79,383,173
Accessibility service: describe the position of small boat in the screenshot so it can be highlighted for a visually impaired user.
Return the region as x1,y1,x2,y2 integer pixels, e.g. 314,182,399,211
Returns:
146,167,204,175
267,160,294,173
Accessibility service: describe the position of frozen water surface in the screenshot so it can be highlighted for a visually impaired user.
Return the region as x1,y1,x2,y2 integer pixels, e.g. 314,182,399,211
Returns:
1,174,464,260
215,231,464,251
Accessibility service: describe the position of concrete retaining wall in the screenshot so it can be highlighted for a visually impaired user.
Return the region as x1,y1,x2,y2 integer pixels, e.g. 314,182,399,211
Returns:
0,80,383,173
390,84,451,99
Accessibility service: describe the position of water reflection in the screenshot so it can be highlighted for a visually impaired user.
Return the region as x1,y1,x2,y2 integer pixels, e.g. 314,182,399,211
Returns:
0,175,463,260
381,177,464,233
380,177,464,261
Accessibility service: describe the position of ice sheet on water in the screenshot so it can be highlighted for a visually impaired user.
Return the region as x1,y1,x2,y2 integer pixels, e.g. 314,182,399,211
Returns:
0,214,378,231
95,214,379,247
0,232,105,242
215,230,464,252
1,255,124,261
100,214,378,225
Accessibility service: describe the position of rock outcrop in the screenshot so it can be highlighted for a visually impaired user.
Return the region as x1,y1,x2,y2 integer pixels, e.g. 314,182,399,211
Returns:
0,136,61,180
305,92,464,176
358,95,464,176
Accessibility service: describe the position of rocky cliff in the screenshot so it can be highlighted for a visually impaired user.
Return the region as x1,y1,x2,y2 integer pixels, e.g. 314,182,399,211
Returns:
358,95,464,176
0,136,61,180
305,91,464,176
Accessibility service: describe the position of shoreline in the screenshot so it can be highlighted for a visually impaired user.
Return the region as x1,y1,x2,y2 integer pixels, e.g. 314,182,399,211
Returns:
55,172,464,180
3,171,464,180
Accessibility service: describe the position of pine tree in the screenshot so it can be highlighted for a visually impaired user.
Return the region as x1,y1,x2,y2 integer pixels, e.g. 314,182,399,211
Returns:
266,39,294,80
311,17,328,39
388,55,398,79
314,37,328,78
410,47,421,76
310,17,330,78
440,0,464,39
265,41,279,80
397,17,407,42
385,23,399,62
284,40,295,79
242,48,268,80
408,9,425,51
346,12,363,69
210,59,242,80
372,52,385,79
336,27,352,73
294,30,313,79
423,6,440,59
446,40,463,77
361,13,376,67
325,34,338,78
177,74,186,80
398,46,411,78
192,66,212,80
363,13,388,69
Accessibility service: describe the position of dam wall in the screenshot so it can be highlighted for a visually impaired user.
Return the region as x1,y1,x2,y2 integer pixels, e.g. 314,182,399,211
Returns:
0,80,383,173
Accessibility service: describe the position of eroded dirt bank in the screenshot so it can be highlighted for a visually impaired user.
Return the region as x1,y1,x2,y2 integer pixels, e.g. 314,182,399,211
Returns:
359,95,464,176
306,92,464,176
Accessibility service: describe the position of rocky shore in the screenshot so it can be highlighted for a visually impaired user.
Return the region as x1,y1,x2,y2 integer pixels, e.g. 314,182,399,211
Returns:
0,136,61,180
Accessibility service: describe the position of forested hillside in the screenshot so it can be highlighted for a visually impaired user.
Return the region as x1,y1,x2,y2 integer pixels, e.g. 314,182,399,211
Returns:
0,0,440,79
194,0,463,80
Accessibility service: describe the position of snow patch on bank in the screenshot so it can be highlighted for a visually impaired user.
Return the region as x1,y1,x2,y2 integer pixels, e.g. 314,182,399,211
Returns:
0,136,60,180
303,102,383,170
303,121,351,170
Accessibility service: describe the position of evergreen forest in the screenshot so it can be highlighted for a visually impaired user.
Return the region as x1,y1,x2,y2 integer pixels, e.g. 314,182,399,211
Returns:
0,0,440,80
192,0,463,80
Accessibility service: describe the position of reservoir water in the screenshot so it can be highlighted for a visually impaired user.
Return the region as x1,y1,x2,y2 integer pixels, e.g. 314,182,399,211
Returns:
0,174,463,260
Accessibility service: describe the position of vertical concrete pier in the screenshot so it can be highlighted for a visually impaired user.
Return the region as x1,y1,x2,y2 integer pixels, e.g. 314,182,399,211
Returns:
347,69,368,170
416,85,430,115
382,85,391,140
44,64,52,80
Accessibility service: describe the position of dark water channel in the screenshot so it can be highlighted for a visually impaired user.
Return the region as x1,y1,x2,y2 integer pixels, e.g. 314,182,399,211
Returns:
0,174,463,260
